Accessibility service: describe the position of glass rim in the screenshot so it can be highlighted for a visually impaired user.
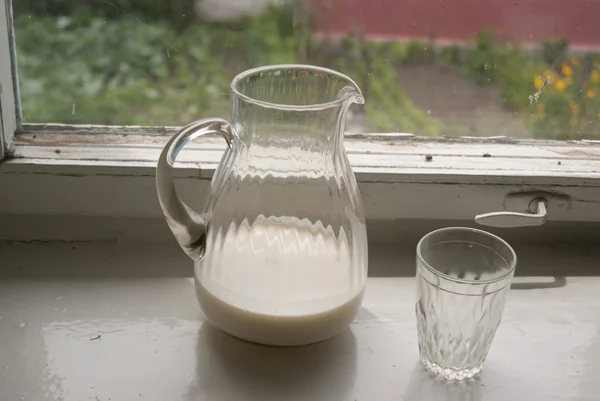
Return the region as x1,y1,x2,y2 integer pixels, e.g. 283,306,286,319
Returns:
230,64,364,111
416,227,517,285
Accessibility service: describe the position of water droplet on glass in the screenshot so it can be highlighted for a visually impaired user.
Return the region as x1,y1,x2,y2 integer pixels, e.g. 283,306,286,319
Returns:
19,323,25,328
166,49,170,58
56,297,62,300
427,110,432,115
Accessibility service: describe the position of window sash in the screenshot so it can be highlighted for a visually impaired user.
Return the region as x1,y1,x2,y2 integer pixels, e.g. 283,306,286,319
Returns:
12,128,600,182
0,0,19,160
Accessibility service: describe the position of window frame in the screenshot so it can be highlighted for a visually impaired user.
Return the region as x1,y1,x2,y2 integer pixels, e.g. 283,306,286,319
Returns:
0,0,18,160
1,0,600,231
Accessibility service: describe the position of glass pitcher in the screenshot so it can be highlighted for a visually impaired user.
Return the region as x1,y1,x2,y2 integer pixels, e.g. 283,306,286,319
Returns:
156,65,368,346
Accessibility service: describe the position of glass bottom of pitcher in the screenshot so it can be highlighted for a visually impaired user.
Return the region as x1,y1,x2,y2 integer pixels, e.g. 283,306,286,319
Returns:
194,277,364,346
420,354,483,381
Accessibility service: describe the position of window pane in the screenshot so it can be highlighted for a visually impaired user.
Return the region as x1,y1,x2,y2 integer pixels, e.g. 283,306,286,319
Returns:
13,0,600,140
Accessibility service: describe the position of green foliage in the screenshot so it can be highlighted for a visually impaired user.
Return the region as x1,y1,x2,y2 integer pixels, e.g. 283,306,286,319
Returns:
15,3,442,135
13,0,197,26
404,39,436,64
333,52,441,135
439,45,462,66
529,60,600,140
462,29,503,84
328,32,440,135
494,48,547,110
370,41,408,64
541,37,569,67
459,30,600,139
461,31,546,112
241,5,302,67
458,30,600,139
367,59,441,135
15,7,300,125
18,4,600,139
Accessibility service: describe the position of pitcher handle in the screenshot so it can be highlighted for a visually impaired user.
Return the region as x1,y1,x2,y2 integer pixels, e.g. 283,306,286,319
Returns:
156,118,235,260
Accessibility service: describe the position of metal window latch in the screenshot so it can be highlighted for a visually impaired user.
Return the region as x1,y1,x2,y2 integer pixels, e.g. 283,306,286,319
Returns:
475,192,571,228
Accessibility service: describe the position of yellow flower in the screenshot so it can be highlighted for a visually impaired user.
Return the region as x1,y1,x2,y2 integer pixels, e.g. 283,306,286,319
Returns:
561,62,574,77
544,70,556,84
591,70,600,83
555,79,566,91
597,112,600,119
588,89,596,98
533,76,545,89
565,76,573,85
572,57,580,66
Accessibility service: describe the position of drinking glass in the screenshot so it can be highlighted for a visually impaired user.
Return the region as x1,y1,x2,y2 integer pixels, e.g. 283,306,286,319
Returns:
415,227,517,380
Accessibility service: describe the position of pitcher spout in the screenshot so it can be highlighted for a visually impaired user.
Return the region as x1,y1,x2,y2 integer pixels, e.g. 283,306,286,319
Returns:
337,81,365,107
334,76,364,139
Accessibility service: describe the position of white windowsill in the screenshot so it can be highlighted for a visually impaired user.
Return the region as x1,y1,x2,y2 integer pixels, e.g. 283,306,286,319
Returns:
0,241,598,401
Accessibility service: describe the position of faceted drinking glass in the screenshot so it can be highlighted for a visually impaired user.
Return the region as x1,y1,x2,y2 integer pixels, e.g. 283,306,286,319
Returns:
415,227,517,380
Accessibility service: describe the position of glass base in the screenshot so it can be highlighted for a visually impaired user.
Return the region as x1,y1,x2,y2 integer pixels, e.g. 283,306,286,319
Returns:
420,355,483,381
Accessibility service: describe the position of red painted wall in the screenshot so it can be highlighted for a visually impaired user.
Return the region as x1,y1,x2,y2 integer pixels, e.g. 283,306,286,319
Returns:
307,0,600,47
